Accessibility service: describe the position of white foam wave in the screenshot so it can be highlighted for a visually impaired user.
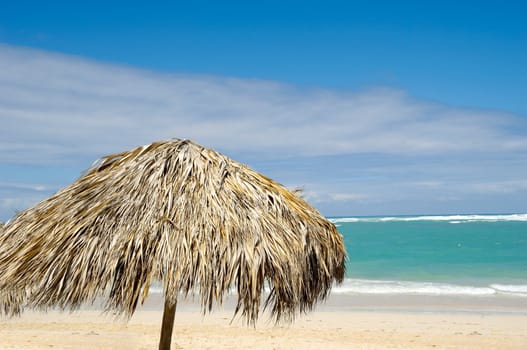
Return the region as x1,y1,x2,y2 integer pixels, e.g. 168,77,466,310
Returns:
332,279,496,296
330,217,361,223
149,286,164,294
332,279,527,297
330,214,527,224
490,284,527,296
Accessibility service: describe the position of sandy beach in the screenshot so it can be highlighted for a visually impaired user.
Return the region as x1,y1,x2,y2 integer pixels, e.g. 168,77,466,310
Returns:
1,294,526,349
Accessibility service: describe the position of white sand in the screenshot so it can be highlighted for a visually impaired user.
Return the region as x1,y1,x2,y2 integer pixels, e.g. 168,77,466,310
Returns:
1,294,526,349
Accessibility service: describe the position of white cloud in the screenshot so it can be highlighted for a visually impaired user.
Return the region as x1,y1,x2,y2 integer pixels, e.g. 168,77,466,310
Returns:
411,181,444,189
467,180,527,194
1,43,526,165
330,193,368,201
0,181,49,192
1,44,527,219
300,189,368,204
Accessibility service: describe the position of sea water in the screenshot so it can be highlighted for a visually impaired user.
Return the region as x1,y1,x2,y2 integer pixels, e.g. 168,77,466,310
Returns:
331,214,527,297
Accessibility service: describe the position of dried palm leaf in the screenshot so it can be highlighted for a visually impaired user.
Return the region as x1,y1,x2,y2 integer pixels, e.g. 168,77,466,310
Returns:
0,139,346,350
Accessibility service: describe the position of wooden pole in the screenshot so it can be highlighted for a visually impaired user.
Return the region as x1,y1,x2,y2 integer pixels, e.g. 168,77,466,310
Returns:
158,299,177,350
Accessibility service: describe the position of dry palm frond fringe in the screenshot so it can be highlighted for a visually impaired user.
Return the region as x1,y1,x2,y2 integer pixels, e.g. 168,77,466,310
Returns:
0,139,346,323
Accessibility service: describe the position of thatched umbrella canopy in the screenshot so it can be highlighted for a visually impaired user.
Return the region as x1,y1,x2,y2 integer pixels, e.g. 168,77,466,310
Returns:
0,139,346,350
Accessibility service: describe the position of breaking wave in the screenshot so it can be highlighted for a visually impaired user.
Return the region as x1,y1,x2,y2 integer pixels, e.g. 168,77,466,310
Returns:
332,279,527,297
330,214,527,224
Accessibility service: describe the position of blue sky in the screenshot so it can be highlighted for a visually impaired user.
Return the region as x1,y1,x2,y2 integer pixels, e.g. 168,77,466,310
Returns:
1,1,526,220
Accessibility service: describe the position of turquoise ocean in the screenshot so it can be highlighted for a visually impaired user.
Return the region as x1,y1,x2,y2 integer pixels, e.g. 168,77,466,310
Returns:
330,214,527,297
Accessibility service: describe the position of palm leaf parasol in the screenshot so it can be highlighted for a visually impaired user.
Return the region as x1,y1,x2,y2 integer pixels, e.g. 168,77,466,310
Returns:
0,139,346,350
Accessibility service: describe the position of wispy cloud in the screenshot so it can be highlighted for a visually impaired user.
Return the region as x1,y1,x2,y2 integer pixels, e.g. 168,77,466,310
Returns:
1,44,526,166
301,190,368,204
1,44,526,219
467,180,527,194
0,181,49,192
411,181,444,189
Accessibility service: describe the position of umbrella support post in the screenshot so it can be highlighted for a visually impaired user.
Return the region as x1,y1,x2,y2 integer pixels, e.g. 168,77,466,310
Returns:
159,299,177,350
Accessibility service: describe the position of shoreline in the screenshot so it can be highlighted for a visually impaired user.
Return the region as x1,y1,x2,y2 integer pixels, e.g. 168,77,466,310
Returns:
140,291,527,314
2,294,526,349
